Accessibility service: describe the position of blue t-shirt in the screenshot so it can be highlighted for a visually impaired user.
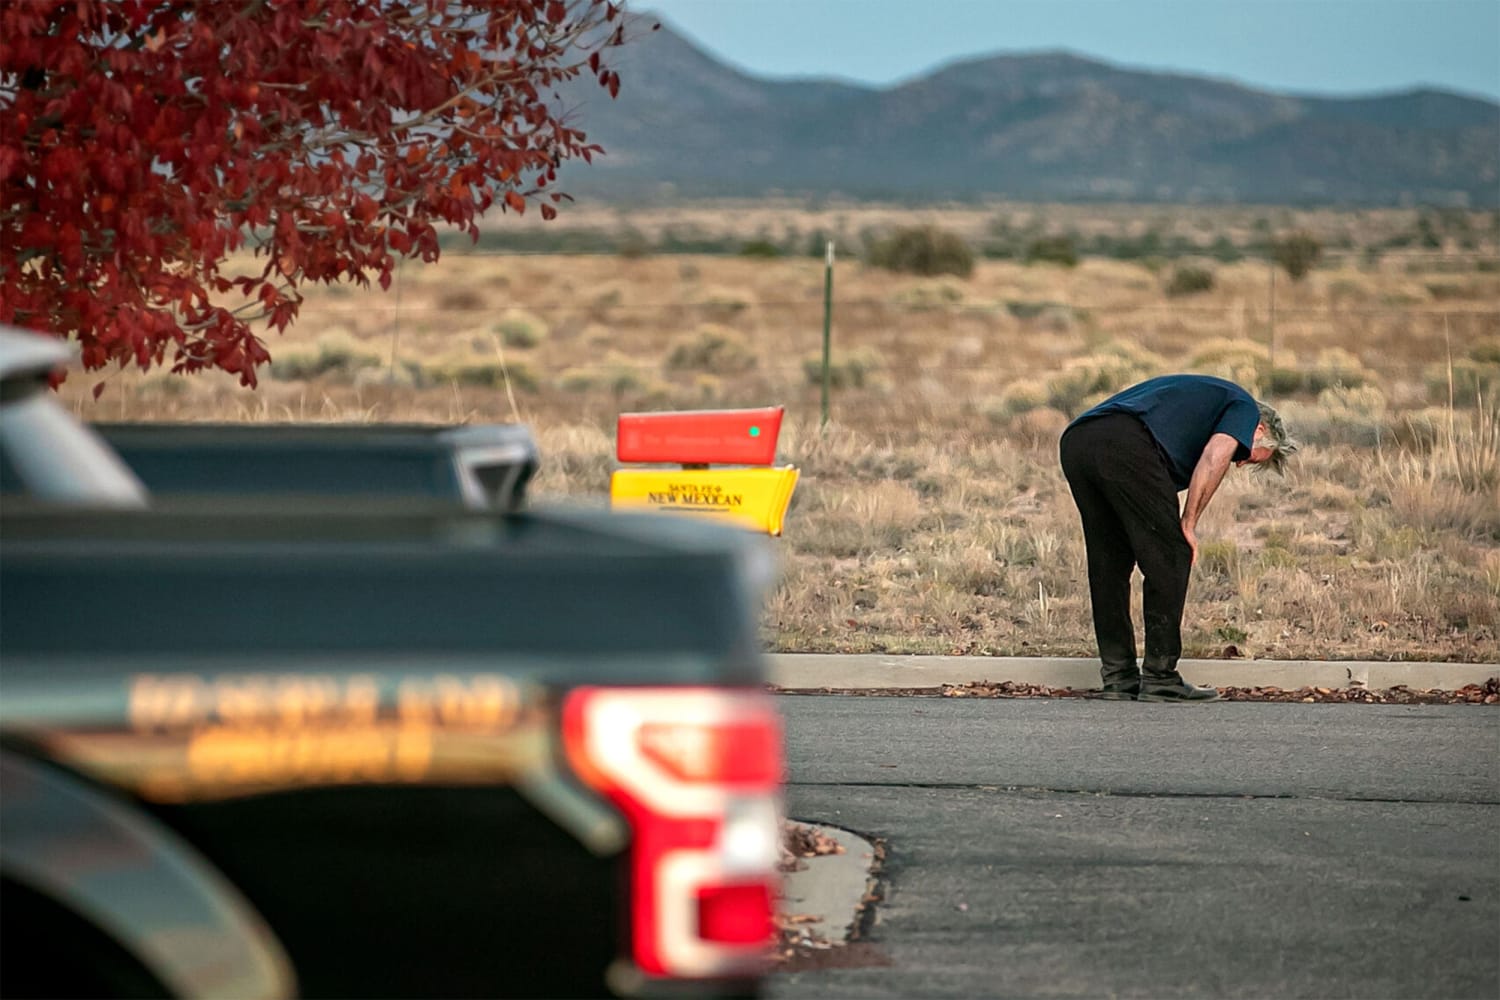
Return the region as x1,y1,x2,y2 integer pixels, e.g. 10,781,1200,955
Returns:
1069,375,1260,490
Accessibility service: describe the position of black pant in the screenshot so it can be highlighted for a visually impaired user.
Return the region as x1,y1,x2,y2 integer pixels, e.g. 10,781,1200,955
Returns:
1059,413,1192,675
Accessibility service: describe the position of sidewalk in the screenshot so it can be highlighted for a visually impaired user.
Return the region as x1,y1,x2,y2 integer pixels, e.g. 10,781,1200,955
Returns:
779,823,878,952
768,654,1500,692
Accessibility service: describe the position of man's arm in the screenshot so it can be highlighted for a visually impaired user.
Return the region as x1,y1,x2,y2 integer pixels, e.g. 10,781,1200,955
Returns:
1180,432,1240,565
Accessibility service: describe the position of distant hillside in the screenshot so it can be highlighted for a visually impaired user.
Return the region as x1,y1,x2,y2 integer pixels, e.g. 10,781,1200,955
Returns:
556,17,1500,206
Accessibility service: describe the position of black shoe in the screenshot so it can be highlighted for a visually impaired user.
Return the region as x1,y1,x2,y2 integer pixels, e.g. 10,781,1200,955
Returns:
1098,661,1139,700
1097,681,1139,700
1139,675,1221,702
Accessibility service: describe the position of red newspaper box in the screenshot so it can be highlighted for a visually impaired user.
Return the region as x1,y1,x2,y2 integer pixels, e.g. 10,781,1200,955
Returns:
616,407,784,466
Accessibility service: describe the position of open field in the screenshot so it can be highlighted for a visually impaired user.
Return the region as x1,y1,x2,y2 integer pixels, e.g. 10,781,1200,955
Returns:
444,199,1500,261
60,204,1500,664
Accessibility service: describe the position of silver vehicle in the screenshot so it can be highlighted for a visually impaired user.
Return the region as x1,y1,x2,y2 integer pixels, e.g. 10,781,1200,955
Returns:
0,325,147,505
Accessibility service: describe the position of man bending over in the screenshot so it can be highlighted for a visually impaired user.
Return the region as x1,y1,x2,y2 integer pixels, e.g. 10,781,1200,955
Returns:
1059,374,1297,701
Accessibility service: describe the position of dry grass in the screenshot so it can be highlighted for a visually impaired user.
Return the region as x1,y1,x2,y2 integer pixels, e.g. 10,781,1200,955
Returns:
58,203,1500,664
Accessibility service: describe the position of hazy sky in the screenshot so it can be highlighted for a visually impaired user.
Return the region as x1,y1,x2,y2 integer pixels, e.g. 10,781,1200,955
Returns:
636,0,1500,101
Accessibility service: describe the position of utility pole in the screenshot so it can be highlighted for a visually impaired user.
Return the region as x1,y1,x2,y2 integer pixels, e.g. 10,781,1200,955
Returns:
1267,262,1277,395
821,240,834,428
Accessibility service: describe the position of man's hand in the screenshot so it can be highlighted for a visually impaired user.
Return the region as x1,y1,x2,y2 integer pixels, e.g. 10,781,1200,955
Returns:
1181,520,1199,565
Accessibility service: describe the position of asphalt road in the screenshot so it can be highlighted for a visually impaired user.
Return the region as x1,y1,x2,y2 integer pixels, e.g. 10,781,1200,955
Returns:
769,696,1500,999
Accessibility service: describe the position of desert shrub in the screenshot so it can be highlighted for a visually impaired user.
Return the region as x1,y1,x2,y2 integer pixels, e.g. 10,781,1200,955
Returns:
1189,338,1273,389
1294,385,1390,447
739,239,781,258
986,379,1050,420
314,330,384,373
580,323,615,349
1426,281,1476,300
1165,265,1215,297
1424,358,1500,407
559,365,629,395
1010,406,1070,447
589,281,627,314
1038,305,1083,334
1024,235,1079,268
270,330,383,381
1271,231,1322,281
1194,359,1264,391
133,371,191,398
892,278,966,311
666,324,758,374
867,226,975,278
438,286,487,311
1258,546,1298,570
425,355,538,392
1394,406,1454,451
1006,300,1062,320
1265,367,1305,396
1467,337,1500,365
1196,539,1239,577
461,359,538,391
1191,338,1272,367
353,355,435,390
1320,384,1387,417
802,346,885,389
657,226,738,255
1006,300,1083,333
1382,415,1500,534
671,373,723,406
492,309,548,349
267,344,324,381
981,399,1012,427
1303,348,1372,393
1044,343,1164,417
795,481,925,557
354,364,417,390
1097,339,1169,373
1327,278,1371,302
615,228,651,258
558,357,657,396
691,285,754,317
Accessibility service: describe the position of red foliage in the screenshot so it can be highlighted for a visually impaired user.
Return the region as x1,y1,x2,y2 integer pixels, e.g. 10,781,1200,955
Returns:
0,0,627,388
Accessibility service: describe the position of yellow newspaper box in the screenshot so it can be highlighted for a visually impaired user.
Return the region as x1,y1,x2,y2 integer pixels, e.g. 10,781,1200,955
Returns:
609,467,800,536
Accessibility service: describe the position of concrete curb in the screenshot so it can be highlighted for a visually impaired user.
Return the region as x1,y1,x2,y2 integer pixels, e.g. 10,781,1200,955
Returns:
780,822,878,946
769,653,1500,692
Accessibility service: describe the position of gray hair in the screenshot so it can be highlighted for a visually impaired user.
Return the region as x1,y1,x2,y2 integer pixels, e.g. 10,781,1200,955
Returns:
1254,401,1299,475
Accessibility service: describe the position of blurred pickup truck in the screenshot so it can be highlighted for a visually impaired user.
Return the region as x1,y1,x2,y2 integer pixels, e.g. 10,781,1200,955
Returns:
0,420,538,511
90,421,540,511
0,327,783,999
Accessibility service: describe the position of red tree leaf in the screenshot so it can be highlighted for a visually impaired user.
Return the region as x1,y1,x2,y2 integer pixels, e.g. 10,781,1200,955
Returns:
1,0,628,387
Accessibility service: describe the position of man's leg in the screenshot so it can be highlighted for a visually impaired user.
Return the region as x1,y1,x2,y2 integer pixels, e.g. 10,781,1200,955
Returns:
1060,424,1140,698
1129,508,1201,695
1083,421,1218,702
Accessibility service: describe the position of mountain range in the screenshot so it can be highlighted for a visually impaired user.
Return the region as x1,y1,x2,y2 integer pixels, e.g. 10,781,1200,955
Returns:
557,16,1500,206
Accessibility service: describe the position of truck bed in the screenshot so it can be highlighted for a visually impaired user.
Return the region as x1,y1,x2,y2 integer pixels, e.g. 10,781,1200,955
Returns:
1,502,767,679
85,422,540,510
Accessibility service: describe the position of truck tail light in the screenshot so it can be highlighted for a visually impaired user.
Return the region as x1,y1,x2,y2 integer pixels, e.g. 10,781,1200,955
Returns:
697,883,775,944
562,688,784,981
